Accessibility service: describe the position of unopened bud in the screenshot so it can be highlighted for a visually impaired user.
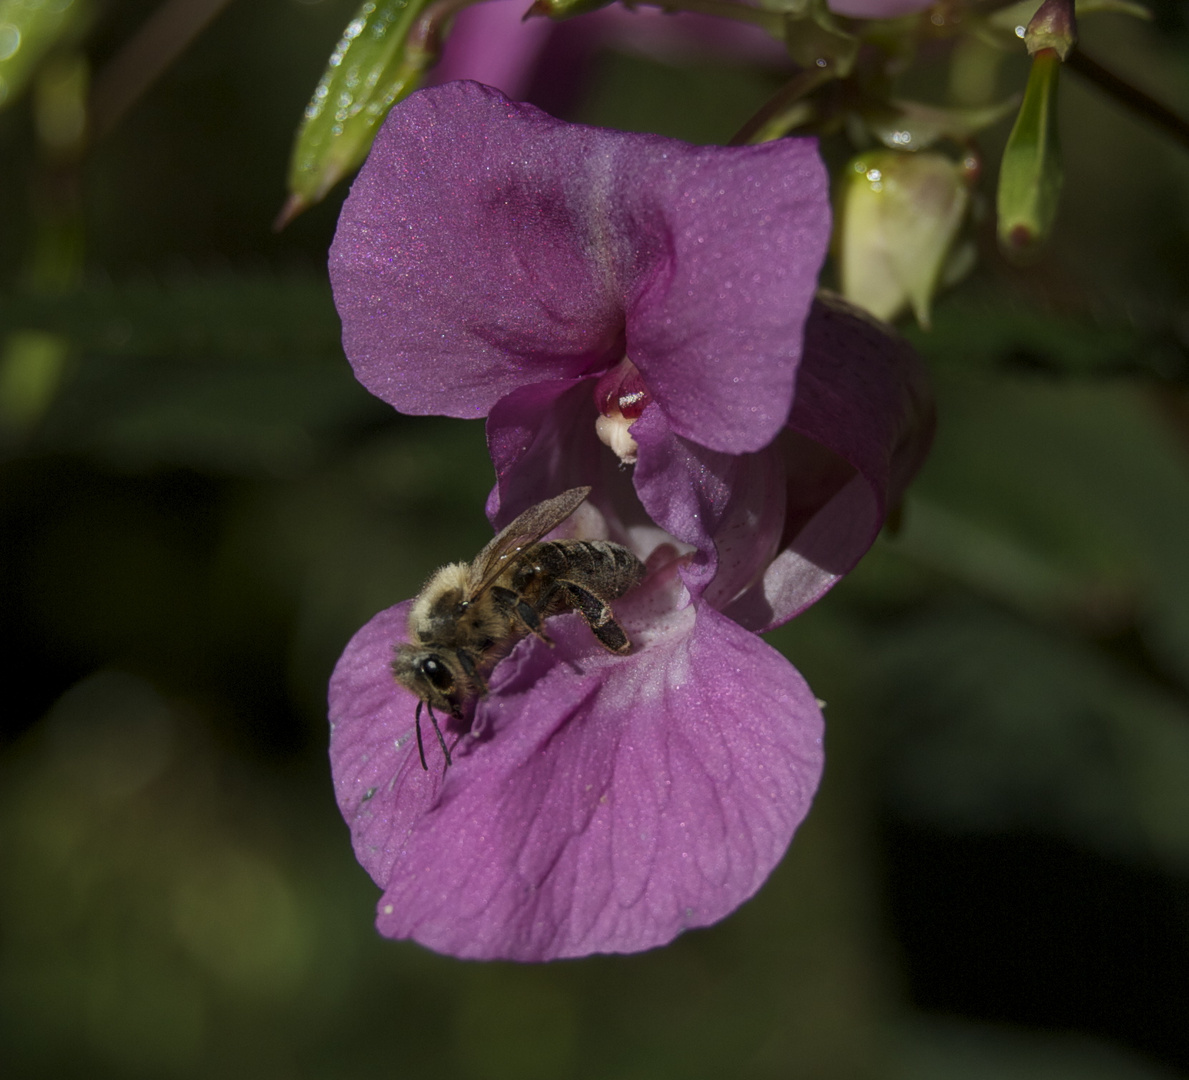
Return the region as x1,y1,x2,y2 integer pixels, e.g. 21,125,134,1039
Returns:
997,48,1063,261
836,150,970,327
1025,0,1077,60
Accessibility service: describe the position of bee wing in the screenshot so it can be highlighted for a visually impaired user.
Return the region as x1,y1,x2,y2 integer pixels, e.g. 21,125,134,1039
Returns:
465,486,592,598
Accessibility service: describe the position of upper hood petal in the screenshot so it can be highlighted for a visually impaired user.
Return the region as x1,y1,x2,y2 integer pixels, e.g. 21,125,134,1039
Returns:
330,81,830,452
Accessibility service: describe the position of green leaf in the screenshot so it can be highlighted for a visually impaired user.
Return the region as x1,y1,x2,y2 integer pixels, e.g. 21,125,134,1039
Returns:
906,295,1145,379
898,311,1189,690
281,0,441,223
0,329,69,434
0,275,343,362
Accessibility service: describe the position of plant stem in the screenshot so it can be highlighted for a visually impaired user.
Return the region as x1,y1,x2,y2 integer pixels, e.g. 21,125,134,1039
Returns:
729,67,834,145
1067,48,1189,154
89,0,238,144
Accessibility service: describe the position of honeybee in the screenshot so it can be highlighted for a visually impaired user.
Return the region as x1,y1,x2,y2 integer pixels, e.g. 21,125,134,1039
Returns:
393,486,645,770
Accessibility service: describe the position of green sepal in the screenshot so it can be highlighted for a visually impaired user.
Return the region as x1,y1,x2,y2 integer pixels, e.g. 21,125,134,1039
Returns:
282,0,441,223
0,0,90,111
864,96,1021,152
996,49,1063,262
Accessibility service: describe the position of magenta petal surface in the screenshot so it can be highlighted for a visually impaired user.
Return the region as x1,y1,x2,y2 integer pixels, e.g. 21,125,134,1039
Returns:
721,297,935,631
329,601,448,889
329,81,829,453
329,589,824,961
327,83,932,964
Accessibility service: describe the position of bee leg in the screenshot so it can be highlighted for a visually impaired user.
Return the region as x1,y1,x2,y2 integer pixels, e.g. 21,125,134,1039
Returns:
456,650,489,697
425,702,453,767
559,581,632,653
491,585,553,646
414,701,428,771
493,584,555,646
517,598,555,646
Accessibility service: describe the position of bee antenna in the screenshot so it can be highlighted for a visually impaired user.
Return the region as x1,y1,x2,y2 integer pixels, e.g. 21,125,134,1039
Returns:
426,702,454,767
414,700,428,771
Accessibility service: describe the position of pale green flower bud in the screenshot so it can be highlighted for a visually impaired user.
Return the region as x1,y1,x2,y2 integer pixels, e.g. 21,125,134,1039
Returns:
836,150,971,328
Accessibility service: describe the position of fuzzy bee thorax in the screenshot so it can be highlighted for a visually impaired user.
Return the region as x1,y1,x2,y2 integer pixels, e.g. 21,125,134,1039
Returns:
408,562,513,650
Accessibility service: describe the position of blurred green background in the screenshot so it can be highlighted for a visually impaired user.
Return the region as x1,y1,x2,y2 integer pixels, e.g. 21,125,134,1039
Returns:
2,1,1189,1077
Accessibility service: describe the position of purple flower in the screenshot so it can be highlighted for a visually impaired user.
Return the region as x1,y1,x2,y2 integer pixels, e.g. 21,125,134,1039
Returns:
431,0,939,103
431,2,789,103
328,81,931,960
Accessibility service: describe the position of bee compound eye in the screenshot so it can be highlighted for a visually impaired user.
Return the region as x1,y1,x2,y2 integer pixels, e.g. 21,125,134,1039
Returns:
420,656,454,691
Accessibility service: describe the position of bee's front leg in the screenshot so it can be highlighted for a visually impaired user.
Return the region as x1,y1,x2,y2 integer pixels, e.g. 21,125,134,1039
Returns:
455,649,489,697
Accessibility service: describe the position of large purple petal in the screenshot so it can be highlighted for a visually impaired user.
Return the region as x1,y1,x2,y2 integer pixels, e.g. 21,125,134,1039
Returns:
722,295,935,631
329,580,824,961
330,81,829,452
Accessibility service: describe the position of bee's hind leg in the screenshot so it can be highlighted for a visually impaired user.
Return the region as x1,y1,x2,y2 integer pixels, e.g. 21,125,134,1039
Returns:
559,581,632,653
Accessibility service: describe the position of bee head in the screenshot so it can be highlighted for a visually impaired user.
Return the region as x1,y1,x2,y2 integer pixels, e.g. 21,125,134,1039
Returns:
392,645,460,714
418,655,455,694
